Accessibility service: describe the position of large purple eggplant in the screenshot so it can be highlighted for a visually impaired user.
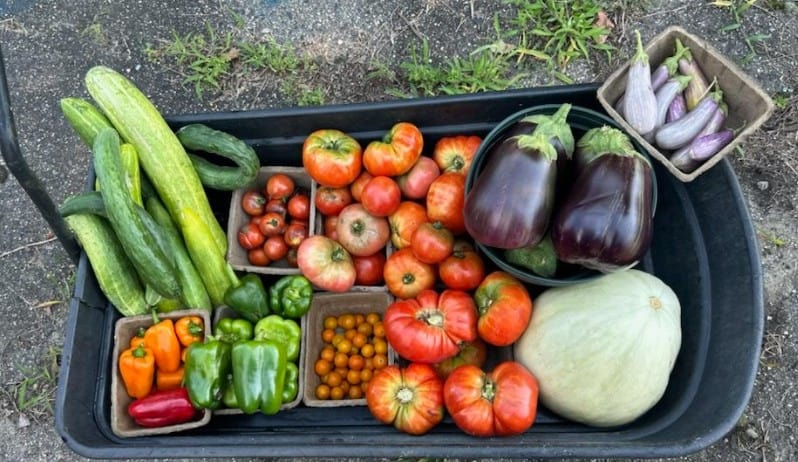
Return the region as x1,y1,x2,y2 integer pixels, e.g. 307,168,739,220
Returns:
551,127,654,273
464,131,558,249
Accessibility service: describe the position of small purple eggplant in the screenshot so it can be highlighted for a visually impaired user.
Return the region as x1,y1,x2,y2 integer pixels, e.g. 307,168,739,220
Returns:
464,132,558,249
675,38,710,110
654,74,692,129
622,30,658,136
670,128,735,173
552,127,653,273
666,92,687,123
654,89,723,150
650,41,690,91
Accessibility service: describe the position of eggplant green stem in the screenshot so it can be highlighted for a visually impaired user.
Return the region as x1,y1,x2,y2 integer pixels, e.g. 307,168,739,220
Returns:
514,131,558,163
632,30,648,64
518,103,575,158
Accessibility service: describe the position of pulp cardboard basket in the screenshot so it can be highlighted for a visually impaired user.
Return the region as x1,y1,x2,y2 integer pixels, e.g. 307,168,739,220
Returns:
0,51,764,459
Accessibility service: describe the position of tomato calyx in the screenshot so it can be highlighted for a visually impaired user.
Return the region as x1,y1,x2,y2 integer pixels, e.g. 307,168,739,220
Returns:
451,156,465,171
395,386,415,404
321,137,348,153
331,246,348,262
417,309,445,328
350,219,366,236
481,376,497,401
402,273,416,285
477,296,495,317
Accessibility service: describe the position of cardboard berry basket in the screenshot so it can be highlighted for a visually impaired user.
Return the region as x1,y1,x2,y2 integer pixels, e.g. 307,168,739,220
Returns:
0,61,763,458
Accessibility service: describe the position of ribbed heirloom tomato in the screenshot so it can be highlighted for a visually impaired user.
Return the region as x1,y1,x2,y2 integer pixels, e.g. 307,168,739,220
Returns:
302,129,363,188
382,248,436,300
366,363,445,435
443,361,539,437
474,271,533,346
383,289,477,363
363,122,424,177
432,135,482,175
388,201,428,250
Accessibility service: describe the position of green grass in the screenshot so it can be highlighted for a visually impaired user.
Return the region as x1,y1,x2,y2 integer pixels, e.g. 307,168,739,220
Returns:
711,0,771,64
772,93,790,110
11,346,61,418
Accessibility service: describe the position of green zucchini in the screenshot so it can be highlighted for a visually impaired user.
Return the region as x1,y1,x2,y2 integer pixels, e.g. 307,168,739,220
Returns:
64,214,148,316
146,195,212,311
92,128,181,299
84,66,228,256
181,207,238,307
175,123,260,191
60,97,114,147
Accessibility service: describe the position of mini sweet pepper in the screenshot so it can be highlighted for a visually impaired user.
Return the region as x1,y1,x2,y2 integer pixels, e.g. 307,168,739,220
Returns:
254,315,301,362
144,310,182,373
223,274,270,323
231,339,287,415
268,275,313,319
127,387,199,428
183,338,231,410
119,344,155,399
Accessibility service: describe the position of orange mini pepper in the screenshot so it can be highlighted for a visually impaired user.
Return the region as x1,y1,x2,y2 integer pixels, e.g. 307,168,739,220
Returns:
144,311,181,373
119,344,155,399
174,316,204,348
129,326,147,350
156,365,185,391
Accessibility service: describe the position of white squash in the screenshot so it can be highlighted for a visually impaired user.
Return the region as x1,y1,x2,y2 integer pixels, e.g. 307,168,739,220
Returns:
513,269,681,427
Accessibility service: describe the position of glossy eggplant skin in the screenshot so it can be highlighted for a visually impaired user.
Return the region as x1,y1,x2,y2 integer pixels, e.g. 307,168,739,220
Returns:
551,153,653,273
464,133,557,249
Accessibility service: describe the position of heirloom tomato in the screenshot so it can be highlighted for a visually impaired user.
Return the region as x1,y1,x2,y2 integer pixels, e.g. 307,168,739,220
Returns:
474,272,533,346
432,338,488,380
349,170,373,203
432,135,482,175
443,361,539,437
396,156,440,200
314,186,352,216
353,251,386,286
388,201,428,249
383,289,477,363
302,129,363,188
438,240,485,291
336,203,390,257
382,248,436,300
410,221,454,264
366,363,445,435
296,235,356,292
426,172,466,235
360,176,401,217
363,122,424,177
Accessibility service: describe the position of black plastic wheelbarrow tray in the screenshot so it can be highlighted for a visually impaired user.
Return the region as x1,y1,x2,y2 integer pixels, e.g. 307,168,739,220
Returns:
0,49,763,459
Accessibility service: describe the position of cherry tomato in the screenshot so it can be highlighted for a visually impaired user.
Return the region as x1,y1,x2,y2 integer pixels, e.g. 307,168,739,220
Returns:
287,192,311,221
443,361,539,437
263,234,289,261
383,248,436,300
353,251,386,286
238,223,265,249
366,363,445,435
240,190,266,216
258,212,287,237
302,129,363,188
265,173,296,200
360,176,401,217
314,186,353,216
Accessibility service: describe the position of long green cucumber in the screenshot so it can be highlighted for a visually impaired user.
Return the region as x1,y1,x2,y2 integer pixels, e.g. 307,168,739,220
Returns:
64,214,148,316
175,123,260,191
146,195,212,311
84,66,228,256
92,128,181,299
60,97,114,147
120,143,143,206
181,207,238,308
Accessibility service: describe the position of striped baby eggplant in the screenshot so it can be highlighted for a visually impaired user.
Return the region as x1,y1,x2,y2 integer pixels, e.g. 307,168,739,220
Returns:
621,30,658,136
669,128,735,173
650,41,689,91
675,38,710,110
654,89,723,150
666,92,687,123
654,74,692,129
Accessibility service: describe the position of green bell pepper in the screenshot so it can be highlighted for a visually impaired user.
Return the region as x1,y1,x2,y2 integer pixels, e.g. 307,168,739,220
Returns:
254,315,301,363
282,361,299,403
231,339,287,415
269,275,313,319
183,339,232,410
222,381,238,409
214,317,254,343
223,273,270,323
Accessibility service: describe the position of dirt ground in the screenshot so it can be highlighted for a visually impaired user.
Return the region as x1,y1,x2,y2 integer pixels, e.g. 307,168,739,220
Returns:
0,0,796,461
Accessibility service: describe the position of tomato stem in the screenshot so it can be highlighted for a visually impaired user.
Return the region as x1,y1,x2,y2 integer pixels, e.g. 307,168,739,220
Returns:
396,386,414,404
402,273,415,285
418,310,444,328
481,377,496,401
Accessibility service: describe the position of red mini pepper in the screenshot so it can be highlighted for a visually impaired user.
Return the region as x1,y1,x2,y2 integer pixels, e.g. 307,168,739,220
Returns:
127,387,199,428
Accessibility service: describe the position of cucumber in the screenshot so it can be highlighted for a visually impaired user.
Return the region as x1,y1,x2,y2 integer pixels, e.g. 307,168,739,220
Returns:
85,66,228,255
146,195,212,311
175,123,260,191
60,97,114,147
92,128,181,299
64,214,148,316
120,143,143,206
181,207,238,308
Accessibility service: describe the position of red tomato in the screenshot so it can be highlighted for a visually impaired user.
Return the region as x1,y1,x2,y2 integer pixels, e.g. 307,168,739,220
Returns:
238,223,265,249
353,251,386,286
360,175,401,217
382,248,436,300
323,215,339,240
383,289,478,363
302,129,363,188
387,201,428,249
264,198,288,218
335,203,390,257
314,186,352,216
263,234,288,261
426,172,466,235
247,247,270,266
396,156,440,200
265,173,295,200
366,363,445,435
410,221,455,264
363,122,424,177
443,361,539,437
473,272,533,346
240,190,266,216
438,240,485,291
432,135,482,175
258,212,287,237
432,338,488,380
283,221,309,248
349,170,373,203
296,235,356,292
287,192,311,221
285,247,298,267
